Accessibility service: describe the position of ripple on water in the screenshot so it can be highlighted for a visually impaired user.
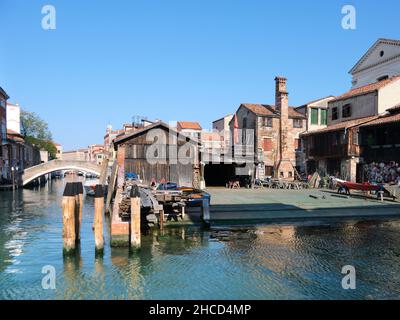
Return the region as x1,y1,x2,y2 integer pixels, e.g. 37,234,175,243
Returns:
2,183,400,299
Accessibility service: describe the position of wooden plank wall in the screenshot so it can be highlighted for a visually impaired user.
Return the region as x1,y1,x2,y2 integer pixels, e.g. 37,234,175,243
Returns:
122,129,198,186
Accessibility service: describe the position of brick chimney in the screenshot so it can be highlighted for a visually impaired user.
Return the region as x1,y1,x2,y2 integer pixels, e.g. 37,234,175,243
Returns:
275,76,288,117
274,76,294,180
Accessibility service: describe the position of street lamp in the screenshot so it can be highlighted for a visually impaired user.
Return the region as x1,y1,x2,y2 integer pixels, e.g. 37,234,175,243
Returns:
11,166,15,190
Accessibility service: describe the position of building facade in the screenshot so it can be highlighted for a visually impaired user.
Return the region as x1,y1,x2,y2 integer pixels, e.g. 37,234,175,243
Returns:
301,39,400,182
212,114,233,150
176,121,202,140
0,87,9,182
62,149,89,162
6,102,21,134
113,121,200,187
350,38,400,89
54,143,62,159
229,77,307,180
294,96,335,132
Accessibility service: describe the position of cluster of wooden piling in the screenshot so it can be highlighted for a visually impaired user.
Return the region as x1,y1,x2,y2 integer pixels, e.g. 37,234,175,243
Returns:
62,182,105,255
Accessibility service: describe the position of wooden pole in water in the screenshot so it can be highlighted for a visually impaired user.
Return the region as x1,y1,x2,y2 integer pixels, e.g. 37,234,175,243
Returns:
74,182,84,243
130,185,141,250
159,208,164,231
201,198,210,227
62,183,76,254
93,185,104,253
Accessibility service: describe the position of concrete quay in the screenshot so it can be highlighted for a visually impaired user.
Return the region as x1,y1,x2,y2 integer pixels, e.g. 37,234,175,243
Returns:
200,187,400,224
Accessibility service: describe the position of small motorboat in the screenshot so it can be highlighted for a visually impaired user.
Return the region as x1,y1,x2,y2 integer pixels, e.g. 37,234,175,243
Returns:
335,178,383,194
84,180,108,196
178,187,211,207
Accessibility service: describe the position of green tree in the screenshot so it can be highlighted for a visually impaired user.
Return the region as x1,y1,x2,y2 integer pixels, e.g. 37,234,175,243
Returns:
20,110,57,159
20,110,52,140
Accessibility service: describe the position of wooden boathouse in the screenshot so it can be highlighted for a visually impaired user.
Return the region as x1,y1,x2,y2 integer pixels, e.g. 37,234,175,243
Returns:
113,121,201,188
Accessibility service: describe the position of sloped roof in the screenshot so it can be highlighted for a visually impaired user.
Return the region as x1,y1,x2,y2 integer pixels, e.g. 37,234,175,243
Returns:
330,76,400,103
295,96,336,109
6,129,24,143
360,112,400,128
114,121,199,147
387,104,400,113
301,115,380,136
349,38,400,74
0,86,9,100
241,103,306,119
177,121,202,130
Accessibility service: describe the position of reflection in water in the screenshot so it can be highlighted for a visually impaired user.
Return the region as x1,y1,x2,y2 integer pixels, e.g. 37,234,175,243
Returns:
1,180,400,299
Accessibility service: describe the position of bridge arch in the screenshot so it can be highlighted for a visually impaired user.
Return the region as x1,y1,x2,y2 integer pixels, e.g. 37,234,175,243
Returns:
22,160,102,186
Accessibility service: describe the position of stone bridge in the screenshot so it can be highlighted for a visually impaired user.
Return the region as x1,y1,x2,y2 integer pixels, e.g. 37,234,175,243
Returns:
22,160,102,186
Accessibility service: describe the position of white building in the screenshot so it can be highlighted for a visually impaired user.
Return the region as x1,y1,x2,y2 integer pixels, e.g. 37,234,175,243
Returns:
176,121,202,140
54,143,62,159
350,38,400,88
6,102,20,134
294,96,335,132
40,150,49,163
212,114,233,150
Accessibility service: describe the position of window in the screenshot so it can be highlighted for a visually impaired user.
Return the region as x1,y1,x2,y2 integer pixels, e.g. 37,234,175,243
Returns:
294,138,301,151
342,104,352,118
377,75,389,82
264,117,273,127
265,166,274,176
293,119,303,128
332,107,338,120
310,108,319,125
320,109,327,125
263,138,273,152
242,117,247,145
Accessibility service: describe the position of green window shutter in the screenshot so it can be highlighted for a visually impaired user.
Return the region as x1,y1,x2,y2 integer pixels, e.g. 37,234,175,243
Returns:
310,108,319,125
320,109,327,125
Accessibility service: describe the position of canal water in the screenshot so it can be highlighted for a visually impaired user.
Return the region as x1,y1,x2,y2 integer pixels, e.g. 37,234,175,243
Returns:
1,179,400,300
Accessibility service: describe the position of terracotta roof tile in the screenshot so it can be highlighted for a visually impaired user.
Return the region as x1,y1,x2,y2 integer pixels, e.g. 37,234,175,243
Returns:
331,76,400,102
6,129,24,142
360,113,400,127
241,103,306,119
177,121,202,130
7,129,19,135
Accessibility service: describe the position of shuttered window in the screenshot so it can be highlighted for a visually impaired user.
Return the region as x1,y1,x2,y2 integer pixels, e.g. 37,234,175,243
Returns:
263,138,273,151
321,109,327,125
310,108,319,125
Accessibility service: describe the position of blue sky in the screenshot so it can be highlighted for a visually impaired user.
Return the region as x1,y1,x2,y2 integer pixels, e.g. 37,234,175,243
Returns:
1,0,399,150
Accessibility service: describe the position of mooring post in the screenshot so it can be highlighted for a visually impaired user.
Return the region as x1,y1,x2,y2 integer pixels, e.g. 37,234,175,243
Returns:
181,205,185,220
93,185,104,253
74,182,84,243
379,190,384,202
62,182,76,254
159,208,164,231
201,198,210,226
130,185,141,250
